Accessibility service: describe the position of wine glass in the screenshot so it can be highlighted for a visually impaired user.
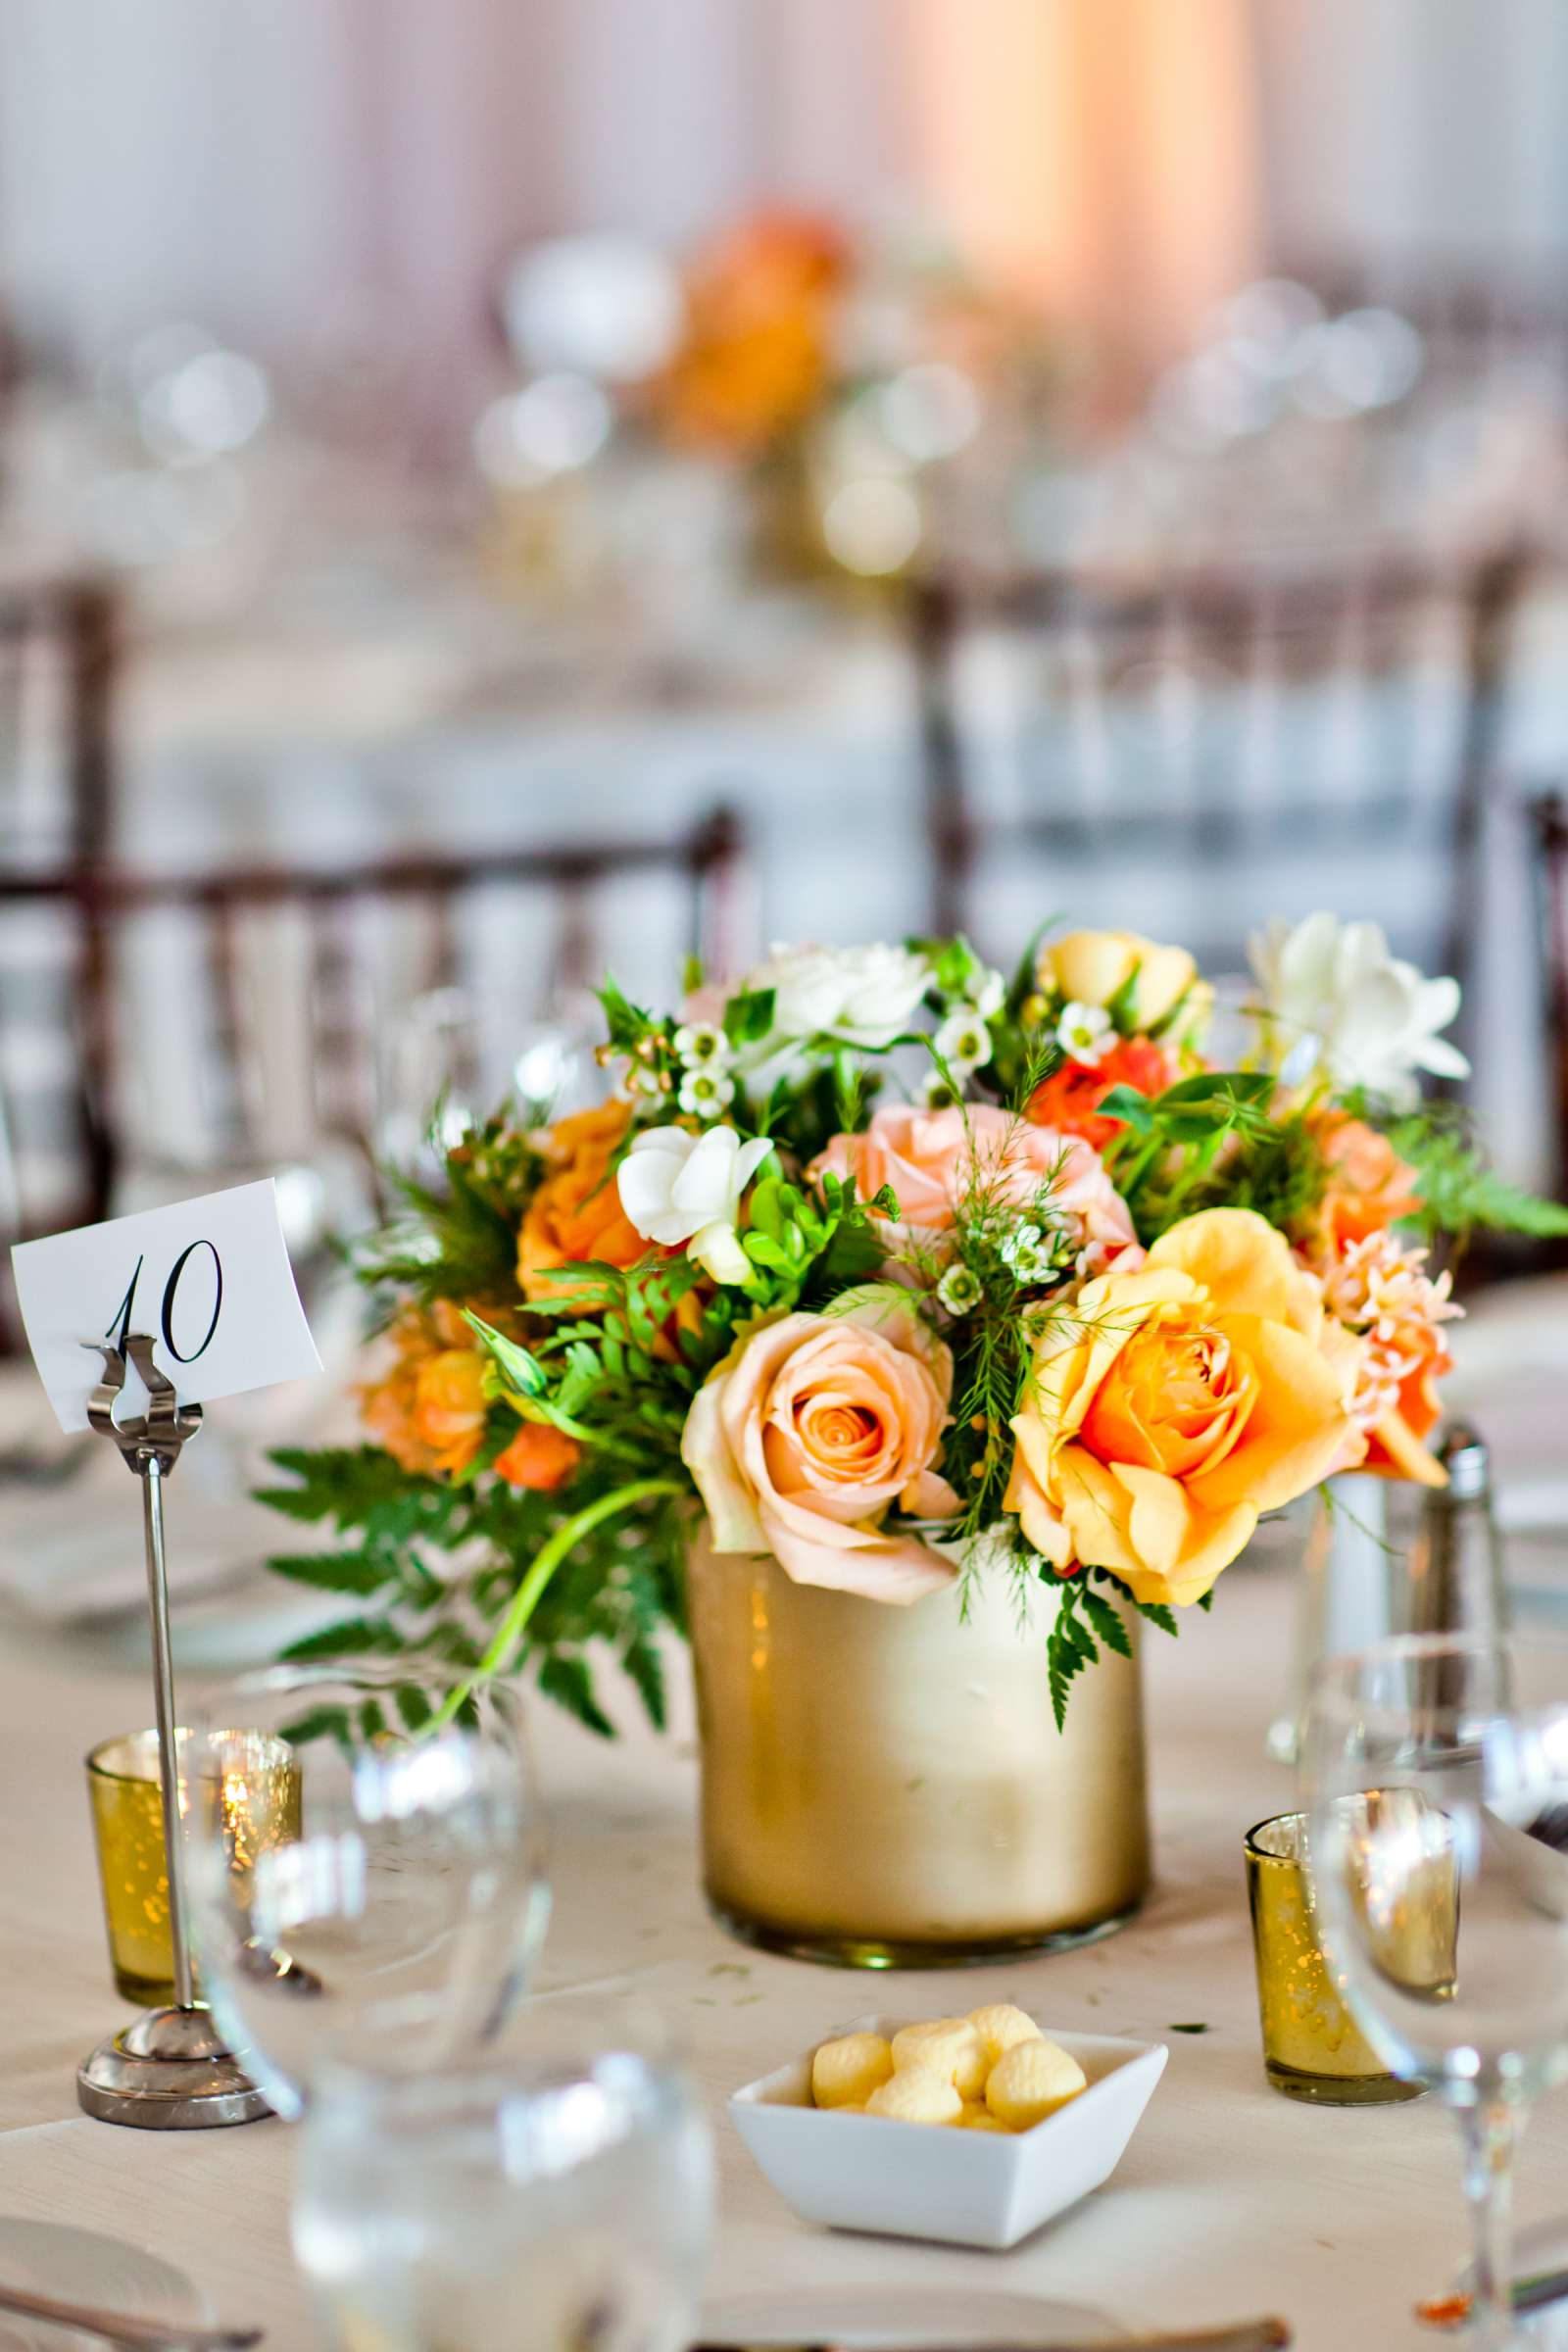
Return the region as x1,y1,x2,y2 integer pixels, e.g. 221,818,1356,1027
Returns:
183,1663,550,2118
292,1995,712,2352
1302,1633,1568,2346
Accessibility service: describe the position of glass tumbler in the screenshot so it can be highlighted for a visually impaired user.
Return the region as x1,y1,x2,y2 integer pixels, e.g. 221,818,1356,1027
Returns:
292,2036,711,2352
86,1729,300,2008
1246,1809,1428,2105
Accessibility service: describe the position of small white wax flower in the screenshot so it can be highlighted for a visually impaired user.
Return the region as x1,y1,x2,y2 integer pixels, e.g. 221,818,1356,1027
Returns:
616,1123,772,1285
1248,912,1469,1103
672,1021,730,1070
966,965,1006,1020
1056,1002,1113,1064
934,1008,993,1071
677,1067,736,1117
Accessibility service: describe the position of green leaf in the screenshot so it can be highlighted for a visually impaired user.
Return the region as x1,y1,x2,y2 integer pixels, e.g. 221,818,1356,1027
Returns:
1095,1086,1153,1134
279,1614,405,1662
537,1652,615,1738
266,1549,398,1598
1130,1595,1178,1638
257,1447,435,1533
1081,1586,1134,1658
724,987,776,1046
622,1632,667,1731
597,972,651,1048
276,1703,355,1749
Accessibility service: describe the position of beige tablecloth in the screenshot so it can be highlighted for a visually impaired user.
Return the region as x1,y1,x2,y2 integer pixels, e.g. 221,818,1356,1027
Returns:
4,1556,1568,2352
3,1277,1568,2347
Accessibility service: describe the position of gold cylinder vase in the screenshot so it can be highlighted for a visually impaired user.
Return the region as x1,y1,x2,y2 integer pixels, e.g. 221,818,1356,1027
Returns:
687,1536,1151,1967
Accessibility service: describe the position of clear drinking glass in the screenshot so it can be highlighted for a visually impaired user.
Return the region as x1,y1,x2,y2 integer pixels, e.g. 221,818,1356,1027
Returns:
1302,1633,1568,2347
183,1664,549,2117
292,2025,711,2352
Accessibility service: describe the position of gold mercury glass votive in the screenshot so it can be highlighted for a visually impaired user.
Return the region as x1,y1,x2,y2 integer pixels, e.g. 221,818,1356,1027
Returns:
1246,1807,1435,2106
86,1730,301,2008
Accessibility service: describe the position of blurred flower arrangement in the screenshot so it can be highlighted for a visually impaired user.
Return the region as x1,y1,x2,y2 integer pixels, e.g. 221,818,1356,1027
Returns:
262,915,1567,1734
483,207,1073,586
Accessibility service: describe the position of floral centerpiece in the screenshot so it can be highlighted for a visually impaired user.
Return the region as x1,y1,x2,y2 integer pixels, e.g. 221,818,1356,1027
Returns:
263,917,1565,1959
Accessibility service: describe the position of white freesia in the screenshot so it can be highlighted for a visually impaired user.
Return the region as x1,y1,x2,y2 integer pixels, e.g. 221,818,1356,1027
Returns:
1248,912,1469,1102
743,942,931,1049
615,1124,772,1285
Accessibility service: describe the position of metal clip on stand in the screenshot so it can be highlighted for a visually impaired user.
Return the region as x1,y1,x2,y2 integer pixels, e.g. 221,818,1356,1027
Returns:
75,1333,269,2129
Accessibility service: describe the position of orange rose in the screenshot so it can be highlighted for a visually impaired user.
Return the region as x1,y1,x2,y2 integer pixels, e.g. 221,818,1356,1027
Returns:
657,210,848,453
493,1420,581,1493
1026,1037,1181,1153
1309,1113,1421,1255
517,1102,652,1306
361,1317,487,1478
1004,1209,1355,1607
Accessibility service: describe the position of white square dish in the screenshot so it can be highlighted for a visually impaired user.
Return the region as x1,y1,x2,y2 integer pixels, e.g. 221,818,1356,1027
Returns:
728,2013,1167,2251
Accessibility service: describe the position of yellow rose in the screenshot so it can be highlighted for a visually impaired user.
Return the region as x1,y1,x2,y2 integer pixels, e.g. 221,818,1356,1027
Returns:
1037,930,1198,1032
1004,1208,1355,1608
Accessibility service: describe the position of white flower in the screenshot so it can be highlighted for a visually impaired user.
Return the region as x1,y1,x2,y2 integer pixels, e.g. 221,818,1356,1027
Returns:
677,1067,735,1118
919,1069,963,1109
998,1221,1070,1285
966,965,1006,1020
1249,913,1469,1103
672,1021,730,1070
616,1124,772,1285
743,942,931,1049
934,1008,993,1072
936,1261,983,1315
1056,1002,1113,1065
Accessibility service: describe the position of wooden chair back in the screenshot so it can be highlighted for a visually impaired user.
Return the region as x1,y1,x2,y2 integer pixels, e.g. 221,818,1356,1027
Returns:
909,543,1531,1001
0,803,750,1267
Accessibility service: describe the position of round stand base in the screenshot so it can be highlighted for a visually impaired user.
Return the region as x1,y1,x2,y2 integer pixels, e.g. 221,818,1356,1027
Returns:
76,2006,270,2130
706,1894,1144,1971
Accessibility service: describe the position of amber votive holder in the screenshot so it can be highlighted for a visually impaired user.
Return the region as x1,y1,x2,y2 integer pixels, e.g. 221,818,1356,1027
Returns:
1245,1808,1426,2107
86,1729,301,2008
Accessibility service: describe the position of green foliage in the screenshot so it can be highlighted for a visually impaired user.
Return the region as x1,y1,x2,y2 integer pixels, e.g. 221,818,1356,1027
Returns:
1377,1103,1568,1241
1042,1568,1176,1732
1100,1071,1333,1245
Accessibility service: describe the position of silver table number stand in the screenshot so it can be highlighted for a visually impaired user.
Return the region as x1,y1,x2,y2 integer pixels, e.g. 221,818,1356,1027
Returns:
75,1332,270,2129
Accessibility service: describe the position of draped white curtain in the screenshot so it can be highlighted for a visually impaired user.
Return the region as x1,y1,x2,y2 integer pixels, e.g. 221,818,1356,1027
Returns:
2,0,1565,419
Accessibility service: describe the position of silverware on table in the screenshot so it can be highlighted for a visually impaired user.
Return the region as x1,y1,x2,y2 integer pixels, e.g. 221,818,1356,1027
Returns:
0,2278,261,2350
693,2322,1290,2352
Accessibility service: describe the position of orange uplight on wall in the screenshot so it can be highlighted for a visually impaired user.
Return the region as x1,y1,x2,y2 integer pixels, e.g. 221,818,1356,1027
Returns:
903,0,1262,369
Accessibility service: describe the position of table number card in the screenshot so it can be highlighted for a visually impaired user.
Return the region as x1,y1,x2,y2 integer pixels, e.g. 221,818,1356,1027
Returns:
11,1178,322,1431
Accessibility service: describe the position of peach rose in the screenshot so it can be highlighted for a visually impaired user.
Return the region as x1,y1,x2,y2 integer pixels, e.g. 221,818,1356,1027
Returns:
1037,930,1198,1031
810,1103,1138,1266
1004,1208,1355,1608
1308,1112,1421,1256
493,1420,582,1493
517,1102,653,1306
680,1292,962,1602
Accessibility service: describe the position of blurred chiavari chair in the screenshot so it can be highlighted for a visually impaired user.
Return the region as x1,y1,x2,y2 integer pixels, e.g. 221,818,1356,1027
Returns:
0,568,119,866
1531,794,1568,1220
909,543,1532,1013
0,803,750,1339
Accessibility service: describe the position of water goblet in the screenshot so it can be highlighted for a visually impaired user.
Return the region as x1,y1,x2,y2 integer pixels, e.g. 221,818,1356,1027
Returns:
1302,1632,1568,2347
183,1662,549,2117
292,2003,711,2352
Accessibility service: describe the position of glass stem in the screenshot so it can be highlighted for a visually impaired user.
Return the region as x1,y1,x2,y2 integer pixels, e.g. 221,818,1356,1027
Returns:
1460,2097,1518,2347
